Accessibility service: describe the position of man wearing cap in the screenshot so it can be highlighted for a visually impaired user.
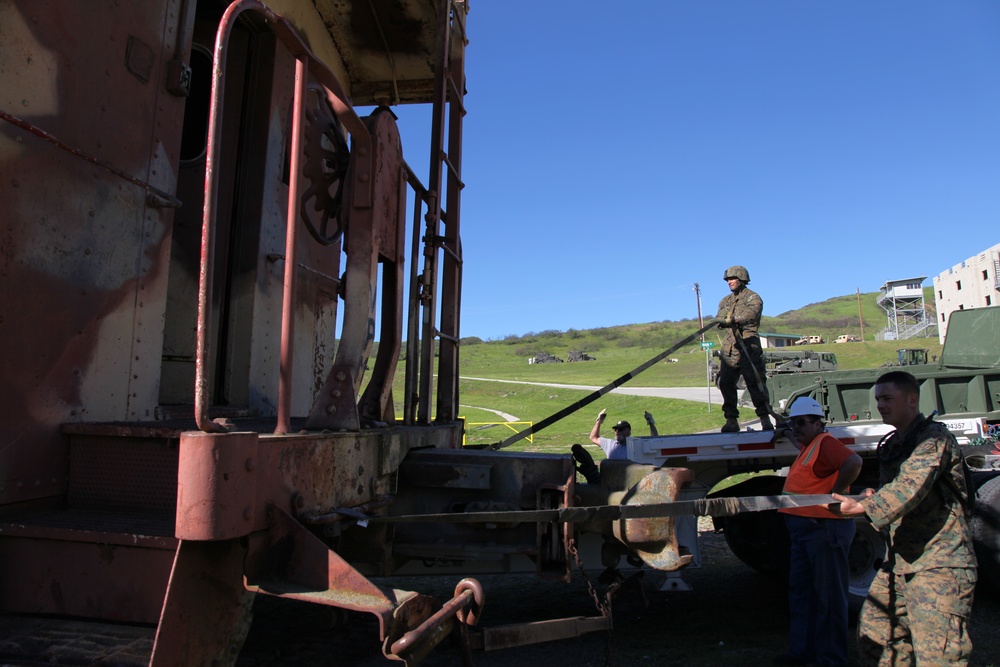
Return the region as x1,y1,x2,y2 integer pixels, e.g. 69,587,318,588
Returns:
588,409,658,460
774,397,862,667
716,264,773,432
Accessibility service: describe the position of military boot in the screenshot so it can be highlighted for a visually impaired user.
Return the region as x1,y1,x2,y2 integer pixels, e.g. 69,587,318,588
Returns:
721,418,740,433
759,415,774,431
571,444,601,484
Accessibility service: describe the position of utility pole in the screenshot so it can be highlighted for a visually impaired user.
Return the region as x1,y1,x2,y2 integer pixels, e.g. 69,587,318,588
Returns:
694,283,704,341
856,287,865,341
695,283,711,412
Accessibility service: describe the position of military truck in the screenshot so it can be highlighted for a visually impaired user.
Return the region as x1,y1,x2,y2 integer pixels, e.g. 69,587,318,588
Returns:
765,305,1000,592
895,348,930,366
762,349,838,375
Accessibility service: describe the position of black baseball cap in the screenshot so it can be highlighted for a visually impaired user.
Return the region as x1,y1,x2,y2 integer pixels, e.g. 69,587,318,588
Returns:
612,420,631,431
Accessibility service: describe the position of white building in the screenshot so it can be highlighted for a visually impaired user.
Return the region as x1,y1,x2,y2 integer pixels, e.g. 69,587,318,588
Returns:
932,242,1000,343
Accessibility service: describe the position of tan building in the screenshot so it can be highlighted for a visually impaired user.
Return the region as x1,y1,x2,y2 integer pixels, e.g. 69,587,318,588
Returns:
932,242,1000,343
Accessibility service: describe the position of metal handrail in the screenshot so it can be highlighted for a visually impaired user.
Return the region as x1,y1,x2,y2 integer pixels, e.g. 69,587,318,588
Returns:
195,0,373,433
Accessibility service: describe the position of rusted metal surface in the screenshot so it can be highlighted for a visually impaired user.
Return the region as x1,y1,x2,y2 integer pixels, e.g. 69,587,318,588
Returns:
299,494,396,524
473,615,612,652
388,449,576,577
305,107,406,431
0,109,181,207
388,578,484,663
0,0,188,506
0,535,176,624
195,0,374,433
275,57,308,435
175,431,258,540
614,467,696,570
244,504,435,644
310,0,451,105
150,538,254,666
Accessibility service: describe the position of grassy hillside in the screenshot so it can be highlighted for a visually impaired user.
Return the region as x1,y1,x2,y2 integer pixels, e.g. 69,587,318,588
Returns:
393,291,942,454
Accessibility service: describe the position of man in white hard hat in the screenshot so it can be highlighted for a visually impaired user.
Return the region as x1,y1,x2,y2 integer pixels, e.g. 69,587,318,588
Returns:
774,397,862,667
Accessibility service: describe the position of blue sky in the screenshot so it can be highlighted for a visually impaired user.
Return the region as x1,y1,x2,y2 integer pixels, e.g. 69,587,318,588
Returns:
391,1,999,341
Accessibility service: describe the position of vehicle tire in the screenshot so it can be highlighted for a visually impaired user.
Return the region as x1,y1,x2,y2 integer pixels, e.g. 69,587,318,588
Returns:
710,476,886,606
709,476,790,578
847,519,885,602
971,474,1000,596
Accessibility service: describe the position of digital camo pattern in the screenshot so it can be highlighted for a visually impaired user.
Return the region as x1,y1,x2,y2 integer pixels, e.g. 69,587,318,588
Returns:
716,286,763,357
716,286,768,418
862,417,977,573
858,566,975,667
857,416,977,666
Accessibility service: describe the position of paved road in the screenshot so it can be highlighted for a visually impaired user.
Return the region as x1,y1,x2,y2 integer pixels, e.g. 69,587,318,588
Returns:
461,376,724,404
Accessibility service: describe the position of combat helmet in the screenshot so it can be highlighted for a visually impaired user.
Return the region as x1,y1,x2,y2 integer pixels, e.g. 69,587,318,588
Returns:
723,265,750,283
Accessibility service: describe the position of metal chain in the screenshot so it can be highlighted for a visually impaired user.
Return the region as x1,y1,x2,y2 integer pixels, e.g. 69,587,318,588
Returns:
567,539,614,667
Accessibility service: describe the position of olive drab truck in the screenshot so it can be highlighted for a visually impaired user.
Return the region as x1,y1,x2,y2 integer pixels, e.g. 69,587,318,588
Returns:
0,1,707,664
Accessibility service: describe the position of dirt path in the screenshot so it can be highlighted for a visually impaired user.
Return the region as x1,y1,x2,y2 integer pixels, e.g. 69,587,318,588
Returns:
461,377,724,405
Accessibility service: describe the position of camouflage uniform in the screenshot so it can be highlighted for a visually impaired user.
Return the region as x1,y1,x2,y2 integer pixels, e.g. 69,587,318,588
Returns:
715,286,770,420
858,416,977,667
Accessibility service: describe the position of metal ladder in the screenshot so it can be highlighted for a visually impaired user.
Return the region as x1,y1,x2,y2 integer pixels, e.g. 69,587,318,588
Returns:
413,0,468,424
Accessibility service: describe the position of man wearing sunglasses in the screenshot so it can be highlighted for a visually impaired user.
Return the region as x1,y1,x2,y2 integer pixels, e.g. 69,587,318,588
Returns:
833,371,977,667
775,396,862,667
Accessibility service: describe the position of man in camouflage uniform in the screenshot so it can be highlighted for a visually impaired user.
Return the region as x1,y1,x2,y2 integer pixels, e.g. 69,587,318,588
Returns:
833,370,977,667
715,265,772,432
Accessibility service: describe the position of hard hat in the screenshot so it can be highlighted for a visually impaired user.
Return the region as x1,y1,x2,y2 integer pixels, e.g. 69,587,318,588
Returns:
789,397,825,419
723,265,750,283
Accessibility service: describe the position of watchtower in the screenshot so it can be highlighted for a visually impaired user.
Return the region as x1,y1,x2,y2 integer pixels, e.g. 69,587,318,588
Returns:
876,277,936,341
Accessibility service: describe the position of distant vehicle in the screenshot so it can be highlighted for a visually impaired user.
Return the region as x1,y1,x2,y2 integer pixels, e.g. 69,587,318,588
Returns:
897,348,929,366
762,350,838,375
834,335,860,343
528,352,564,364
794,335,824,345
567,350,597,362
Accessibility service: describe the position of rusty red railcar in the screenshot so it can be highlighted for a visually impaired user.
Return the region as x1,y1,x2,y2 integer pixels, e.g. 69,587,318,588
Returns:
0,2,694,663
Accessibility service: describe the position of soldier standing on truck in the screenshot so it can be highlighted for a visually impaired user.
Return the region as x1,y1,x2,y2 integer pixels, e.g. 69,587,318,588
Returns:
775,397,862,667
716,265,773,432
833,370,977,667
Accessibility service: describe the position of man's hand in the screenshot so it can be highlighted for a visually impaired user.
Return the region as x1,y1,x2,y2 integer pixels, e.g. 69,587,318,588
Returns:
644,411,655,426
597,408,607,423
716,315,735,329
830,491,871,517
770,425,794,444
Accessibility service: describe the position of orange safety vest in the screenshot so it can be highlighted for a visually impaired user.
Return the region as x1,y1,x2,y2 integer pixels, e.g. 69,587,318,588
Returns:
779,433,851,520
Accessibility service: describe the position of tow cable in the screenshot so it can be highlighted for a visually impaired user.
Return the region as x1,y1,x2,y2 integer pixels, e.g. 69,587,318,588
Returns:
369,494,863,525
731,330,785,424
489,321,720,450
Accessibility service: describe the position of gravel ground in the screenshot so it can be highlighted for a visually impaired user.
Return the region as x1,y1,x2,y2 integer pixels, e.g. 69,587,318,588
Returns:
2,524,996,666
235,523,999,667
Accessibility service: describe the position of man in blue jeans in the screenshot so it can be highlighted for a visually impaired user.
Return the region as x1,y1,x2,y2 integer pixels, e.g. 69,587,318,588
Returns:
775,397,862,667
